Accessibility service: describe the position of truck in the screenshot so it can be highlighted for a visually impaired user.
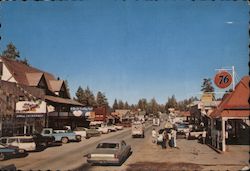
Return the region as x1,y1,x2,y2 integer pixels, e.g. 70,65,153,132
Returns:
153,118,160,126
131,121,145,138
41,128,81,144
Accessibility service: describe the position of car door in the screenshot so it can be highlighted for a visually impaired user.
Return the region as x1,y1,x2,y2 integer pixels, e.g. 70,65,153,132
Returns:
121,141,128,158
8,138,19,148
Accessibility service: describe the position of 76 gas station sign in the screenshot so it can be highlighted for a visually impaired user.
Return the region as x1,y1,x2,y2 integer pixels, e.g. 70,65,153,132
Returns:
214,71,233,89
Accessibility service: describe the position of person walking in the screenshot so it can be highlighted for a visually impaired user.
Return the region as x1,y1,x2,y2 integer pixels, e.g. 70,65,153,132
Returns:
202,129,207,144
162,130,167,149
170,129,175,148
173,129,177,148
151,128,157,143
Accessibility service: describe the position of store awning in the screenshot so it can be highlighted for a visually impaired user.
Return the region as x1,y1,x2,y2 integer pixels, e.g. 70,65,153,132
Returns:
45,95,83,106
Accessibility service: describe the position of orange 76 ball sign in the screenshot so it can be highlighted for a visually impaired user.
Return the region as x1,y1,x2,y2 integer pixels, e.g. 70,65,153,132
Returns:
214,71,233,89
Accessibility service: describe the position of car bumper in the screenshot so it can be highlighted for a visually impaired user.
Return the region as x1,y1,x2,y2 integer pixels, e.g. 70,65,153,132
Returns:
87,158,120,164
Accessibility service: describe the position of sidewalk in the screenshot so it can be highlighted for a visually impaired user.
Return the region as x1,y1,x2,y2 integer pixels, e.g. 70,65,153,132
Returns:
126,133,249,171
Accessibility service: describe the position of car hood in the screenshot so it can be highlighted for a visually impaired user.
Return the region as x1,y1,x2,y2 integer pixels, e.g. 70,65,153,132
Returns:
91,148,118,154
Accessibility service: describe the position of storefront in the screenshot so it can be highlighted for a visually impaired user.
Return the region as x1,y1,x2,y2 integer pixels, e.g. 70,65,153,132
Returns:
14,100,46,135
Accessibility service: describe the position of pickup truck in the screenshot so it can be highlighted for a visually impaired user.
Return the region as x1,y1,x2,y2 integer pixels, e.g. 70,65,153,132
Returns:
32,133,55,149
41,128,81,144
131,121,145,138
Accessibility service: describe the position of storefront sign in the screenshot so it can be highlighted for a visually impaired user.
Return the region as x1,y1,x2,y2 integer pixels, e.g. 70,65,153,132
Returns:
16,114,44,118
70,106,93,117
16,101,46,114
214,71,232,89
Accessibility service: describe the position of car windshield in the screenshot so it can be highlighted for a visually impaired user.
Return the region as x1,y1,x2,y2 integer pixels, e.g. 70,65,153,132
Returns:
20,138,34,143
97,143,119,149
74,127,85,131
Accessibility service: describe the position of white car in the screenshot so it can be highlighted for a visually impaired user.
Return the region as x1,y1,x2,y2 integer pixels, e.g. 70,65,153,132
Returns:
98,126,109,134
114,125,123,130
0,136,36,151
73,127,87,139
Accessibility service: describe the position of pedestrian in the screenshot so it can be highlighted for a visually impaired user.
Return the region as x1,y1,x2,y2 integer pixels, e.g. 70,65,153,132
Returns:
162,130,167,149
151,128,157,143
202,129,206,144
170,129,174,148
173,129,177,148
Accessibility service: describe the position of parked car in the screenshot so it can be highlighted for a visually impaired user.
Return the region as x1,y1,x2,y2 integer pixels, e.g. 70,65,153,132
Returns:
73,127,87,139
114,125,123,130
41,128,81,144
131,121,145,138
98,126,109,134
106,125,117,132
174,123,190,134
0,143,27,161
86,140,131,165
86,128,101,138
32,133,56,149
0,136,36,152
188,129,204,140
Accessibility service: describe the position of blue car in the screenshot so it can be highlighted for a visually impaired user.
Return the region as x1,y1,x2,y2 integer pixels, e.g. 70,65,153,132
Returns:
0,143,26,161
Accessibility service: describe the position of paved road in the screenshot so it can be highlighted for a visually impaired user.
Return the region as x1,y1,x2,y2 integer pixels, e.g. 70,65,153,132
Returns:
0,122,153,171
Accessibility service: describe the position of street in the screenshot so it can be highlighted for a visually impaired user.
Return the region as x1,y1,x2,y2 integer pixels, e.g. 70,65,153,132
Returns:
1,121,249,171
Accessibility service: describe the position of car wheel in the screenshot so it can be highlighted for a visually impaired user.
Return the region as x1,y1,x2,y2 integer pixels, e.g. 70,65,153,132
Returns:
76,135,81,142
0,152,5,161
61,137,69,144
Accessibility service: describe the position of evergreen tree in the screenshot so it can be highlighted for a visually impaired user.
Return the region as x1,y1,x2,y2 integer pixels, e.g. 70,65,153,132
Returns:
165,95,178,112
112,99,118,111
201,78,214,93
83,86,96,107
118,100,124,109
96,91,108,107
75,86,84,104
124,101,129,109
2,43,20,60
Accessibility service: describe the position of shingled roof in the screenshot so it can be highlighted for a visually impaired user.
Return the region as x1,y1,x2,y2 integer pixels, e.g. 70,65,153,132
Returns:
1,57,64,95
210,76,250,118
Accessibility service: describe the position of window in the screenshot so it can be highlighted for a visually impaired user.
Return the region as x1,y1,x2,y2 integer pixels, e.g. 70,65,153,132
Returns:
8,138,18,143
44,130,51,134
20,138,34,143
97,143,119,149
0,138,7,144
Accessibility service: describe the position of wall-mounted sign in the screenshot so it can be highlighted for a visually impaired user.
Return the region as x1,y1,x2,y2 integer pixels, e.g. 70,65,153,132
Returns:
70,106,93,117
16,114,44,118
214,71,232,89
16,101,46,114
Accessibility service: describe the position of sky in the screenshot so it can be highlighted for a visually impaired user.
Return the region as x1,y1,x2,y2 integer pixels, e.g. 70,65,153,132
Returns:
1,1,249,105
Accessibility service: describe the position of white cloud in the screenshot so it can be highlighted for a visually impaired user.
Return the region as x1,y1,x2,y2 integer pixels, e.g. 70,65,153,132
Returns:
225,21,234,24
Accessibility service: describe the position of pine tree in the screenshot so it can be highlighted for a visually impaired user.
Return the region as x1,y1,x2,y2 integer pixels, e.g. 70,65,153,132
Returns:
75,86,84,104
96,91,108,107
2,43,20,60
118,100,124,109
201,78,214,93
112,99,118,111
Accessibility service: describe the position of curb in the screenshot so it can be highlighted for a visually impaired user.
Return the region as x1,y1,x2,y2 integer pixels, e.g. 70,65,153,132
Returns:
206,143,223,154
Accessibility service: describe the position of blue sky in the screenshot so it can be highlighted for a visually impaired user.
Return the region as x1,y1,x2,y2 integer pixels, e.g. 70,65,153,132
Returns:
1,1,249,105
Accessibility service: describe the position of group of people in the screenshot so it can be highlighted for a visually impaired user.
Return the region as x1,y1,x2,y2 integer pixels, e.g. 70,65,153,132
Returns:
152,128,177,149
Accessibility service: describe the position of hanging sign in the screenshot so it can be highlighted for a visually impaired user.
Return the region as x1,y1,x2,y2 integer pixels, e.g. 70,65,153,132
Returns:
214,71,232,89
